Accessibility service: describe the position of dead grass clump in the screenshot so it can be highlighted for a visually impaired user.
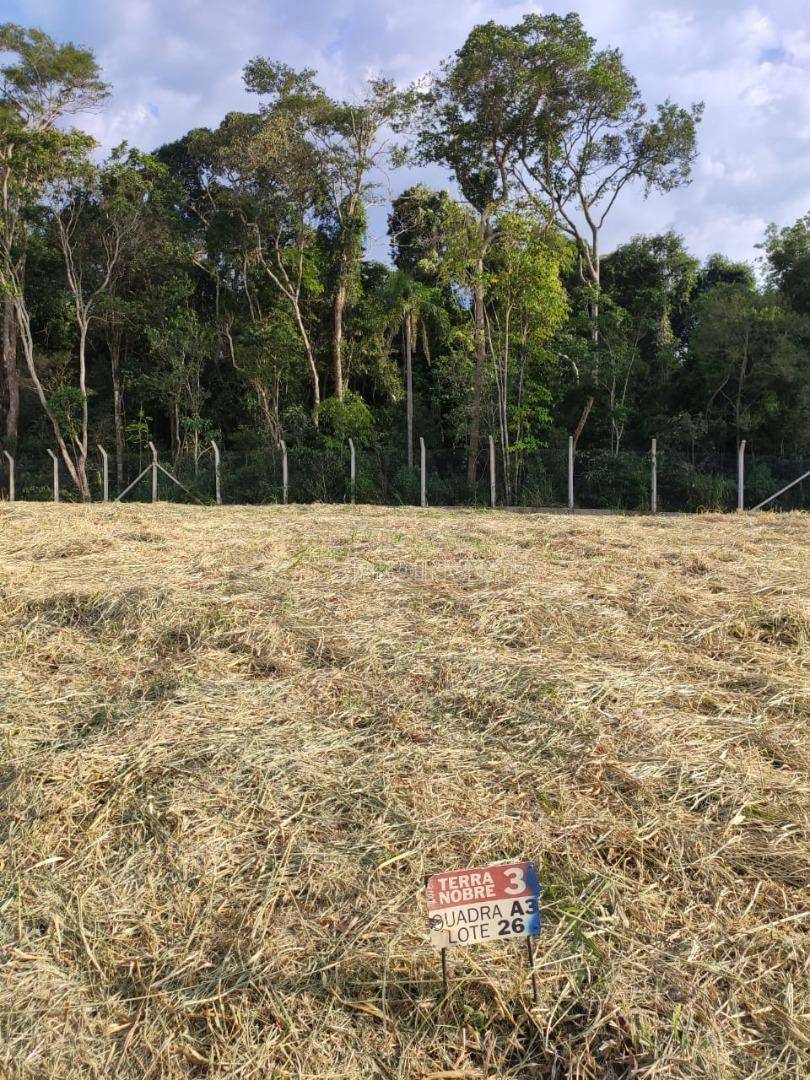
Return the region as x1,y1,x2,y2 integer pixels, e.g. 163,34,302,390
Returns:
734,607,810,648
0,503,807,1078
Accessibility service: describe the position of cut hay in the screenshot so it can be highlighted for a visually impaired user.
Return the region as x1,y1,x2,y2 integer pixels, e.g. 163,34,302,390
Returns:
0,504,808,1078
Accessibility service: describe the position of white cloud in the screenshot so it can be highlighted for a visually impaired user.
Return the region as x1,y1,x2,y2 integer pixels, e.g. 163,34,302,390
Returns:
4,0,810,264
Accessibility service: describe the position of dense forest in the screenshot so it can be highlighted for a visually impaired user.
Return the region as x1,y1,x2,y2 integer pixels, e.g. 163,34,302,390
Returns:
1,15,808,509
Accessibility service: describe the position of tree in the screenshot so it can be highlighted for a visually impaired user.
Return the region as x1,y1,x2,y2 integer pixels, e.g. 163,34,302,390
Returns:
599,232,699,445
484,209,568,500
146,303,214,469
694,253,756,295
601,232,698,350
208,107,325,413
593,296,642,455
222,302,304,447
387,187,456,467
389,185,454,280
762,212,810,315
686,282,809,455
0,23,108,457
416,22,534,487
94,150,176,487
157,121,311,443
510,12,702,353
244,61,404,402
382,270,444,468
49,146,163,496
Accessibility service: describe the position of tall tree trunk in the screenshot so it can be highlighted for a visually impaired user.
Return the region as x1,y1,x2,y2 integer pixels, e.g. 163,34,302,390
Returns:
332,275,346,400
404,310,413,469
108,324,126,488
75,323,91,500
499,353,511,506
572,396,594,452
590,234,600,333
253,380,282,446
2,296,19,446
171,402,181,463
466,256,486,489
13,299,84,495
574,231,600,456
289,296,319,414
589,236,600,369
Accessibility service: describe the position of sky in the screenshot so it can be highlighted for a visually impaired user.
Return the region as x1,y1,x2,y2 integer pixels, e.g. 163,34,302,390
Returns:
3,0,810,266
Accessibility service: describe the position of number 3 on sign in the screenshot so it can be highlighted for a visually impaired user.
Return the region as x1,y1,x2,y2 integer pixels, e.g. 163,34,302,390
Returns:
504,867,526,894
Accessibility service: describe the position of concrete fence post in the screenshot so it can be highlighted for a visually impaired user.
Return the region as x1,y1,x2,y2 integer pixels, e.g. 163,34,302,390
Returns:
148,442,158,504
651,438,657,515
489,435,496,509
280,440,288,505
46,449,59,503
3,450,14,503
568,436,574,512
420,437,427,508
97,445,109,502
737,439,746,512
211,440,222,505
348,437,356,504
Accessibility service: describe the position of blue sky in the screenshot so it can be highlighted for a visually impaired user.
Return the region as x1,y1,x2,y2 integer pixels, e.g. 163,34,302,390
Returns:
3,1,809,265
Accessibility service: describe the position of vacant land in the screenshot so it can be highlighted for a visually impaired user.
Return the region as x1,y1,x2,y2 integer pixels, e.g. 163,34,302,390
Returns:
0,504,807,1078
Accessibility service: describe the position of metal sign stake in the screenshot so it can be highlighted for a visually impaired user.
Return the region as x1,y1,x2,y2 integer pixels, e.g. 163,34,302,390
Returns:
441,947,449,997
526,935,538,1004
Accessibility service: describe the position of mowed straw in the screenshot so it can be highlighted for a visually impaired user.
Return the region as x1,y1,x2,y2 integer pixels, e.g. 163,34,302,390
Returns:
0,503,807,1078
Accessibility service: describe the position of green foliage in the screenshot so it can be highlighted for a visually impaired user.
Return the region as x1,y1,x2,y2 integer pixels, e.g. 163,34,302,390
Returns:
47,383,86,441
686,282,810,453
416,19,532,212
315,391,374,447
388,186,455,279
762,213,810,315
125,408,152,449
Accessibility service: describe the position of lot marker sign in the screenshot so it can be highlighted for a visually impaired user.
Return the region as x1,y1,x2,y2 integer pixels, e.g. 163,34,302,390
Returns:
425,861,541,1000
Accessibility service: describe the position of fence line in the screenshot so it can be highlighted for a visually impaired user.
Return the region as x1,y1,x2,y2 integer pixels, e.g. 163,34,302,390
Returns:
2,436,807,512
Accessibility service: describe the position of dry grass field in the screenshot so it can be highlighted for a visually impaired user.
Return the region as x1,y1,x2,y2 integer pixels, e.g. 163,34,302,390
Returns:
0,503,808,1079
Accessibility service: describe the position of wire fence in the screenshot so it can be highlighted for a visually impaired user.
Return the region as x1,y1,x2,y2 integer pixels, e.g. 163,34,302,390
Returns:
2,441,808,513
